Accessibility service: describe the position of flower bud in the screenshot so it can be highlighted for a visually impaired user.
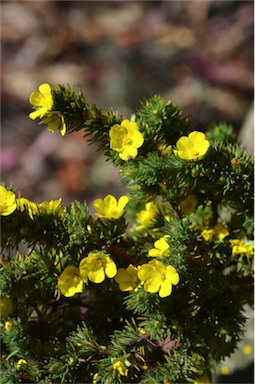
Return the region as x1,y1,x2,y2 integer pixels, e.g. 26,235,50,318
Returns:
5,321,13,332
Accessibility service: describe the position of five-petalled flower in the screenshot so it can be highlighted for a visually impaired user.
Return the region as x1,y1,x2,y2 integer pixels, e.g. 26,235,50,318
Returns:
138,260,179,298
93,194,129,220
79,252,117,283
42,112,67,136
29,83,54,120
174,131,210,160
148,235,170,258
115,264,140,291
29,83,66,136
109,119,144,160
58,266,84,297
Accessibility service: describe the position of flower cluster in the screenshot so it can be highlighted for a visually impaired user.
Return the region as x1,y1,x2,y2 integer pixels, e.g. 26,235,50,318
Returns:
17,197,63,219
115,261,179,298
59,255,179,299
0,185,64,220
2,84,253,384
29,83,66,136
109,119,144,160
58,252,117,297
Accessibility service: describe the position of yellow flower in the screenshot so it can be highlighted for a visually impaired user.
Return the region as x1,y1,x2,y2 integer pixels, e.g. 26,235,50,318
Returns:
201,223,229,242
5,321,14,332
58,266,84,297
17,197,63,219
201,229,215,242
16,359,28,371
136,202,158,230
148,235,170,258
93,373,99,384
29,83,66,136
113,360,128,376
158,144,172,156
93,194,129,220
174,131,210,160
0,185,17,216
115,264,140,291
138,260,179,298
229,239,254,256
109,119,144,160
213,223,229,240
16,197,38,219
0,297,14,318
42,112,66,136
79,253,117,283
29,83,53,120
37,198,63,215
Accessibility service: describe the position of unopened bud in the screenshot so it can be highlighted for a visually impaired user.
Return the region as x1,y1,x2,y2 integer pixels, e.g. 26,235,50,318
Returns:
5,321,13,331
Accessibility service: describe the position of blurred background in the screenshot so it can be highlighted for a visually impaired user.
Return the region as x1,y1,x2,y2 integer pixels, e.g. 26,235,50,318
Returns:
1,1,254,382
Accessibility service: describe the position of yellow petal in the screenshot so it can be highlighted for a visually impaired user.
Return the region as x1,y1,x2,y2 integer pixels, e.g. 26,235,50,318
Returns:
165,266,179,285
121,119,139,131
159,280,172,298
105,260,117,278
148,249,161,257
119,145,138,160
29,107,49,120
117,195,129,211
176,136,190,152
29,91,43,106
189,131,205,143
144,279,161,293
0,186,17,216
38,83,52,98
130,130,144,148
88,269,105,283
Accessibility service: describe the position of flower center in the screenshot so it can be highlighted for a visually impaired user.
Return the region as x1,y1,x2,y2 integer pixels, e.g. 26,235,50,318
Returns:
73,275,80,282
123,136,132,146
